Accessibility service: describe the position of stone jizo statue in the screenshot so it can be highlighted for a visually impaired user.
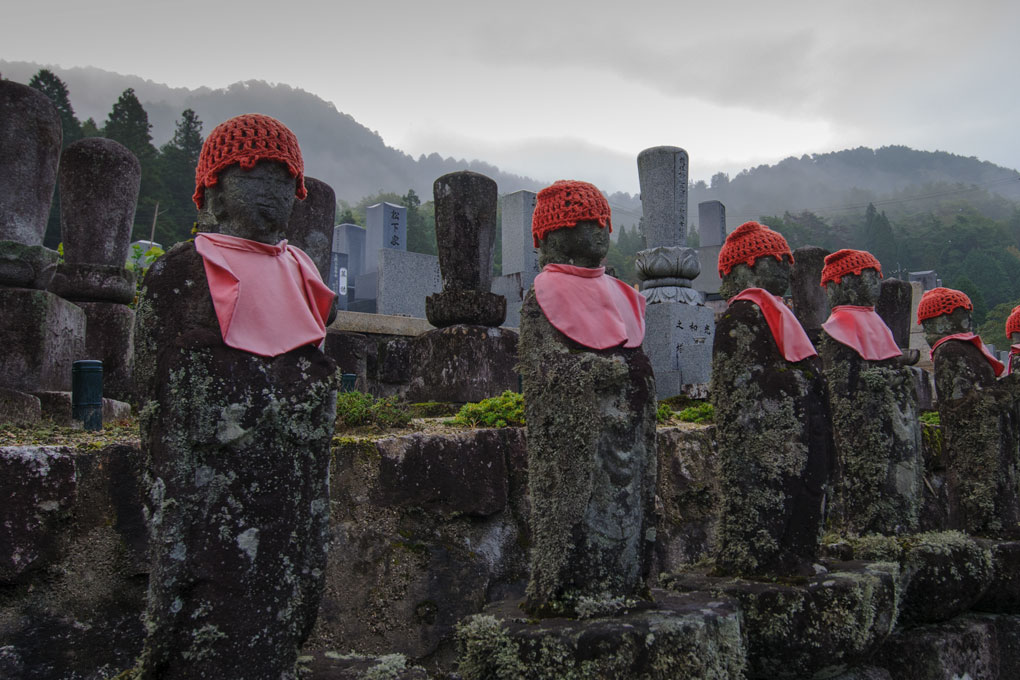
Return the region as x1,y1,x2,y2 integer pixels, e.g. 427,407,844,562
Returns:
711,221,831,576
919,287,1019,537
1006,305,1020,375
133,114,338,679
519,180,656,617
817,249,921,536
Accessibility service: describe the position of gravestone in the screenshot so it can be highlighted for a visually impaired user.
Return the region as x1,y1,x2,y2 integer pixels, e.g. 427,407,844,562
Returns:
332,223,365,306
377,248,442,318
402,171,515,402
698,200,726,247
365,201,406,274
790,245,830,344
286,176,335,279
0,80,85,411
48,137,140,401
909,270,938,291
491,190,539,328
636,146,715,398
328,251,349,311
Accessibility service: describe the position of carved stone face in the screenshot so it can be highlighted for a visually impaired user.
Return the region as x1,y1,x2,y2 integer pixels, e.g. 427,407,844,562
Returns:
825,269,882,307
204,161,297,244
719,255,790,298
538,221,610,269
921,307,972,347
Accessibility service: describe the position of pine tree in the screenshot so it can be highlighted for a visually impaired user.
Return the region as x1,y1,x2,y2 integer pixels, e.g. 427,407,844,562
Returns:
28,69,82,148
104,88,164,241
158,109,205,245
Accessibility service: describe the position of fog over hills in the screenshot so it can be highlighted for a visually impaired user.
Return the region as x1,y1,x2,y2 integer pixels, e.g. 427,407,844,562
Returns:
4,60,1019,234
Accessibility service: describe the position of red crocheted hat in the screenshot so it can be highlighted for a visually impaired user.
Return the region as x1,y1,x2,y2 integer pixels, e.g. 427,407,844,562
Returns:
532,180,612,247
820,249,883,286
1006,306,1020,337
193,113,307,209
717,221,793,276
917,287,973,323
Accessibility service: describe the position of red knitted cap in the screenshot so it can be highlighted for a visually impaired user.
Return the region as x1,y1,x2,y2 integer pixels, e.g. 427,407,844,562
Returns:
193,113,307,209
917,287,972,323
820,249,883,286
1006,306,1020,337
532,180,612,248
717,221,793,276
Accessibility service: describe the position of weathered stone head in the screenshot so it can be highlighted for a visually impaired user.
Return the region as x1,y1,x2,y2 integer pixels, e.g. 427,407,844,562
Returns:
717,221,793,298
917,287,973,347
532,180,611,269
193,113,307,244
820,249,883,307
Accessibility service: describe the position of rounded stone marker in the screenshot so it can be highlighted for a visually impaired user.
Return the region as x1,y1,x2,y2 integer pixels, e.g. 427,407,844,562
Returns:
0,80,62,246
433,171,497,292
59,137,141,266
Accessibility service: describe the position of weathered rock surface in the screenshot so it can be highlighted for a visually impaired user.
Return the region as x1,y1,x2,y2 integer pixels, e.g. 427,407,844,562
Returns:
877,278,914,349
0,80,61,246
0,287,85,392
58,137,140,266
710,298,831,575
301,652,429,679
403,325,518,403
76,300,135,402
820,338,923,535
0,240,59,289
0,387,42,424
425,289,506,328
664,562,900,679
790,245,830,341
286,176,335,279
456,590,746,680
31,391,131,425
519,288,657,616
49,262,136,304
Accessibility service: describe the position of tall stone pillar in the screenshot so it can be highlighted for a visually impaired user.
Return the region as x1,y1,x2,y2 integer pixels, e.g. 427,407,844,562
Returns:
636,146,715,398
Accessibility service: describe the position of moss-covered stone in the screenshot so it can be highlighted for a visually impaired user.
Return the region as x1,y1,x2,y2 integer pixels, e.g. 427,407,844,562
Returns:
819,337,922,536
710,298,831,576
663,562,899,679
133,242,338,679
518,289,657,616
455,590,746,680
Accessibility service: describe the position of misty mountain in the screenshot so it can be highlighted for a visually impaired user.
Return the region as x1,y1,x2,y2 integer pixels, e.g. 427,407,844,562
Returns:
3,61,1018,236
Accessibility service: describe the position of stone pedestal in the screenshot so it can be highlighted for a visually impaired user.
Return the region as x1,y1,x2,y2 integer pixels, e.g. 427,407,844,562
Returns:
0,288,85,392
425,290,505,328
456,590,746,680
403,325,518,403
0,240,59,289
643,302,715,399
49,262,135,304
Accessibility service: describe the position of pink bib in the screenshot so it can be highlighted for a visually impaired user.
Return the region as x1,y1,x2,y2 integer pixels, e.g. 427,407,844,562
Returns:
533,263,646,349
930,332,1005,377
729,288,817,362
821,305,902,361
195,233,335,357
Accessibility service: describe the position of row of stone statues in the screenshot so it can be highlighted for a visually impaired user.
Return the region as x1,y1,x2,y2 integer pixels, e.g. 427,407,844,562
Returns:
712,221,1020,579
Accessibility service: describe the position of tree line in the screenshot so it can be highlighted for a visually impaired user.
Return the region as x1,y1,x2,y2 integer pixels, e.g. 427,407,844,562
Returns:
27,69,204,248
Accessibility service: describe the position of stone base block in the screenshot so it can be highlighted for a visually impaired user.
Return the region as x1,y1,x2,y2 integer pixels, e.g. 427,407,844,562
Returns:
0,387,42,424
77,301,134,401
404,325,518,403
34,391,131,426
642,301,715,399
0,288,85,392
455,590,746,680
323,330,368,385
426,290,506,328
302,652,428,679
0,240,59,289
664,562,899,679
49,262,135,304
975,540,1020,613
0,446,76,583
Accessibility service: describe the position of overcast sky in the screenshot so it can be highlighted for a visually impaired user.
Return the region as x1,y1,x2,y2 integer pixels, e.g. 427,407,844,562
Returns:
3,0,1018,194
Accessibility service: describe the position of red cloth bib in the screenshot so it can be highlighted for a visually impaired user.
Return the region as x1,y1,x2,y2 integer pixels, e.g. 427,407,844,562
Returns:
195,232,335,357
1010,344,1020,375
821,305,902,361
729,288,817,362
534,263,646,349
930,332,1005,377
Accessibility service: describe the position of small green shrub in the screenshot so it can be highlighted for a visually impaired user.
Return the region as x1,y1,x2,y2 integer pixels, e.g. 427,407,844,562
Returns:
678,401,714,424
920,410,940,426
656,402,674,424
450,391,525,428
336,391,410,429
